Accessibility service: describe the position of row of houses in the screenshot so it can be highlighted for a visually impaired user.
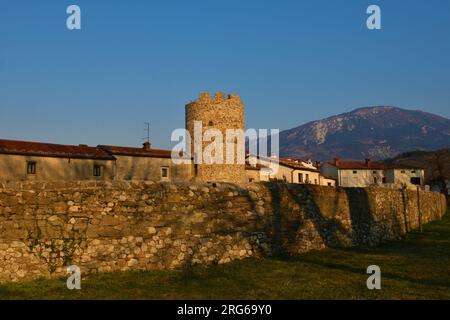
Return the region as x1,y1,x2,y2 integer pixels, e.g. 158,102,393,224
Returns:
0,138,425,189
0,139,191,183
247,155,425,189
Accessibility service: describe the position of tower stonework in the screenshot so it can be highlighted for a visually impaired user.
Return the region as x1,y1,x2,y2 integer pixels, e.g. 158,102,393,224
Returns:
185,92,246,183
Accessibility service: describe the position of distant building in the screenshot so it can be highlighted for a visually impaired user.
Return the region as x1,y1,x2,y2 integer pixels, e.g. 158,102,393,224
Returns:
321,158,425,188
246,155,336,186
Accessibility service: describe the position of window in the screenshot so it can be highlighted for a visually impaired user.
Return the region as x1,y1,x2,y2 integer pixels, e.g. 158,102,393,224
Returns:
353,171,357,174
411,177,421,185
401,170,406,174
298,173,303,183
93,165,102,177
314,179,317,185
208,121,214,126
411,170,416,174
161,167,169,179
327,182,332,186
27,161,36,175
374,177,377,184
305,174,310,183
382,177,386,183
373,171,377,174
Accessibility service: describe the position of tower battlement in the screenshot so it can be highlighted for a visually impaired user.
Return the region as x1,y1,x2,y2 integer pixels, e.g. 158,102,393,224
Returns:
188,92,242,106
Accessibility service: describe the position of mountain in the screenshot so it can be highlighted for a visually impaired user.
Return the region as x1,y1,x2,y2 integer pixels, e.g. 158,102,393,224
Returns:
279,106,450,161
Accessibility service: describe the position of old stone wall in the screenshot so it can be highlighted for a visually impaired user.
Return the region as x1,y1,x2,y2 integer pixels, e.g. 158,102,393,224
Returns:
0,181,446,283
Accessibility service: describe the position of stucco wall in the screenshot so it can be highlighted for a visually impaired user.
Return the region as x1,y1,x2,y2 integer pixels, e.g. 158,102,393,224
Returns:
113,155,192,182
0,181,446,283
0,154,114,182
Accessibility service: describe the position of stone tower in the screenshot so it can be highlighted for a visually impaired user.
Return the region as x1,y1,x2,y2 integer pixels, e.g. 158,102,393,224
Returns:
185,92,246,183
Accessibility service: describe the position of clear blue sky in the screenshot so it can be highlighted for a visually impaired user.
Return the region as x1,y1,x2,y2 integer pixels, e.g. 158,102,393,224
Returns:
1,0,449,149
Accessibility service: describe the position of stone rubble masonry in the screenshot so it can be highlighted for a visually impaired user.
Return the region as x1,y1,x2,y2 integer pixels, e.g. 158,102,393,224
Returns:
0,180,447,283
185,92,246,183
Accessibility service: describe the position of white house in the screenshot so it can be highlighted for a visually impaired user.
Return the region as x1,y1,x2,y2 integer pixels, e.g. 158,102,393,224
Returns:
321,158,425,189
247,155,336,186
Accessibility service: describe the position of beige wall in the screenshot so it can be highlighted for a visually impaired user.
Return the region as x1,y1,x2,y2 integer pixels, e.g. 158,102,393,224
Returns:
321,177,336,187
321,163,424,188
113,155,192,182
248,156,320,184
386,169,425,186
0,154,114,182
292,170,320,184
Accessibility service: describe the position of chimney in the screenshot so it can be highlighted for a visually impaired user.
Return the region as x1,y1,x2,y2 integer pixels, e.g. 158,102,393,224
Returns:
365,158,371,167
334,158,339,166
143,142,151,150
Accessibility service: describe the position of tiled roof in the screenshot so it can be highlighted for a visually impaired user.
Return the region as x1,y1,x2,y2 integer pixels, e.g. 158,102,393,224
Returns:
247,154,320,172
0,139,115,160
245,162,268,171
99,145,175,159
278,158,320,172
327,160,423,170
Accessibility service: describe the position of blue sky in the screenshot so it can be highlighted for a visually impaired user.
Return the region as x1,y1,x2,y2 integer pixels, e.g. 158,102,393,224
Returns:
0,0,449,149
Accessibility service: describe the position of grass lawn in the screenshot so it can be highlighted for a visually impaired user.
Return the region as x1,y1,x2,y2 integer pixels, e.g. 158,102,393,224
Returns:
1,211,449,300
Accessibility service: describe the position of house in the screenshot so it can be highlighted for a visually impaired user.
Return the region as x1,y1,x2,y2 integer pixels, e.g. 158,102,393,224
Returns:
321,158,425,188
0,139,191,182
98,143,191,182
246,155,336,186
0,139,115,182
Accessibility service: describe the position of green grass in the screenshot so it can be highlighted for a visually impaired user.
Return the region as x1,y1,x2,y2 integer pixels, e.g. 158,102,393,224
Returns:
1,211,450,300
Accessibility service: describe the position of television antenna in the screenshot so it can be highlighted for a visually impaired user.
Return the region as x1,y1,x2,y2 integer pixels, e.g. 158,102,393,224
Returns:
143,122,150,143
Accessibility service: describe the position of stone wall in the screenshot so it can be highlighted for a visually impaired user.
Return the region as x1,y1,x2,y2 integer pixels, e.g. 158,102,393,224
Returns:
0,181,446,283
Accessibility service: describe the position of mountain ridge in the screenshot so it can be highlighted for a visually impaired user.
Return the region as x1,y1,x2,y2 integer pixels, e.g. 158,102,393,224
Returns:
279,106,450,161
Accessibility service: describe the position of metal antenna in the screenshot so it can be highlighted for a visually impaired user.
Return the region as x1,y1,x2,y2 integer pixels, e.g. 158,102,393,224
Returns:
144,122,150,143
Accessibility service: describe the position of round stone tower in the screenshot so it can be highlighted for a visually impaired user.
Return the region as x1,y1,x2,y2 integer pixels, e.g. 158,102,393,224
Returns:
185,92,246,183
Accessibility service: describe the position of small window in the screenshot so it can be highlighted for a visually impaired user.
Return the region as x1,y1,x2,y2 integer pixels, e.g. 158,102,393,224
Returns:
374,177,377,184
27,161,36,175
327,182,332,186
382,177,386,183
401,170,406,174
93,165,102,177
411,170,416,174
373,171,377,174
411,177,421,185
208,121,214,126
353,171,357,174
161,167,169,179
314,179,317,185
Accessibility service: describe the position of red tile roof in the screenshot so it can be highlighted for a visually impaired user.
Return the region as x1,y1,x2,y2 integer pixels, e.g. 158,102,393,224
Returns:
328,160,387,170
245,162,268,171
247,155,320,172
0,139,115,160
98,145,175,159
278,158,320,172
327,160,423,170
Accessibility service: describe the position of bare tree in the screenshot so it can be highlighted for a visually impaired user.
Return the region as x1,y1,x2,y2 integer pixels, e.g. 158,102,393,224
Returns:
429,150,450,197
